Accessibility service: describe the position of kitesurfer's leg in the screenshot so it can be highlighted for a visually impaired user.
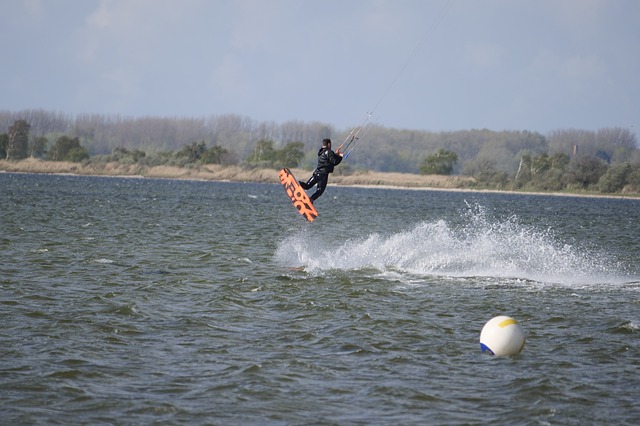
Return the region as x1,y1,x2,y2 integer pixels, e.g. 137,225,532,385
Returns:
310,173,329,201
300,175,317,190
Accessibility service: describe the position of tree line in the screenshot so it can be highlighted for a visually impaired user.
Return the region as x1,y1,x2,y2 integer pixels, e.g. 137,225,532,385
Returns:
1,109,639,194
0,117,309,170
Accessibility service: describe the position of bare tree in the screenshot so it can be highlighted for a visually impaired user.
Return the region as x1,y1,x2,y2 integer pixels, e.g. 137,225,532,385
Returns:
6,119,30,160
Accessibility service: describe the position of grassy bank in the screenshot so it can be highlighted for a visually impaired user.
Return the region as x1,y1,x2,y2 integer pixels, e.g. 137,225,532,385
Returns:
0,158,473,189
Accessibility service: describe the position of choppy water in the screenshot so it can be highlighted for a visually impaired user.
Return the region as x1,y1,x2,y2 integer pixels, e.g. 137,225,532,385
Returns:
1,172,640,425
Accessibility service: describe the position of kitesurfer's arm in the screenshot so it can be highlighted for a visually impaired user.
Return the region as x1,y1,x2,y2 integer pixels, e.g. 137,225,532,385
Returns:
329,149,343,166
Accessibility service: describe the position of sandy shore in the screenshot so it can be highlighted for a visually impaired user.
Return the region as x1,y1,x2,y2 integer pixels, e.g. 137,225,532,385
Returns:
0,158,471,188
1,158,638,199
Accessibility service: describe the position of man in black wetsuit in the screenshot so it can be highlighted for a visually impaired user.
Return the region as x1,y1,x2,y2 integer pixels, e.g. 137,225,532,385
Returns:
299,138,344,203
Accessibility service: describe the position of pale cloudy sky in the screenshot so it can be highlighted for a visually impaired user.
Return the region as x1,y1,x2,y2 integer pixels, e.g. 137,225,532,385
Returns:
1,0,638,134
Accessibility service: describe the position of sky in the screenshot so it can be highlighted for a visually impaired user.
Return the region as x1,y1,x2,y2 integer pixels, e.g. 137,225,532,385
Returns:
1,0,639,135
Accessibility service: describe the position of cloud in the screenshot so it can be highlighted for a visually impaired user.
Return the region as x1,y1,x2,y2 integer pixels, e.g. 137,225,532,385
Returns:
23,0,45,18
228,0,289,51
542,0,608,32
465,42,504,68
562,53,605,80
101,67,139,98
81,0,206,62
1,0,637,131
210,54,250,98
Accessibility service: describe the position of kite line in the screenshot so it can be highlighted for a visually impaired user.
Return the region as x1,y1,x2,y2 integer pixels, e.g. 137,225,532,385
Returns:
338,0,457,159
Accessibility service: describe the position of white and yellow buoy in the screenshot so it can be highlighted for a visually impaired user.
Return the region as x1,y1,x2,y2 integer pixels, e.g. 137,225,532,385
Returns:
480,315,525,356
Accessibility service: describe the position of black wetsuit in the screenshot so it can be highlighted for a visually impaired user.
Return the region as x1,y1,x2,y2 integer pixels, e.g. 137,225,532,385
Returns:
299,147,343,201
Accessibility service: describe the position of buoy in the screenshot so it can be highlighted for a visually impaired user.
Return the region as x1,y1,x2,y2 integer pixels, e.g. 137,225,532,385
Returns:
480,315,525,356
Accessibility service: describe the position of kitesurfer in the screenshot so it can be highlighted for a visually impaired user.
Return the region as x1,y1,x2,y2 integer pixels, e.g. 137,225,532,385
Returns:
299,138,343,202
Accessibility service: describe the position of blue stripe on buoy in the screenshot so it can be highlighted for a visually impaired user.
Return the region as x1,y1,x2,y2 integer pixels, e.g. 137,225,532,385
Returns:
480,343,494,355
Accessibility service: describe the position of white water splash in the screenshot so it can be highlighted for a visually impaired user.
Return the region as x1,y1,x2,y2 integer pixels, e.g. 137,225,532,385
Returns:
275,206,630,286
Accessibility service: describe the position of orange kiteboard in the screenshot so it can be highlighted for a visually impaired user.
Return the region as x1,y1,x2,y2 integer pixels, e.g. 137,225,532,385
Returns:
279,168,318,222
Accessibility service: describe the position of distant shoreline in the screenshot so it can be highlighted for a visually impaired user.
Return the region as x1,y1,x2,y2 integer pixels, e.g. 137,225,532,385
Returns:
1,158,638,200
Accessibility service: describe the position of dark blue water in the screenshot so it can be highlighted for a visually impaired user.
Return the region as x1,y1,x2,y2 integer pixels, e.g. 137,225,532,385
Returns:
1,173,640,425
